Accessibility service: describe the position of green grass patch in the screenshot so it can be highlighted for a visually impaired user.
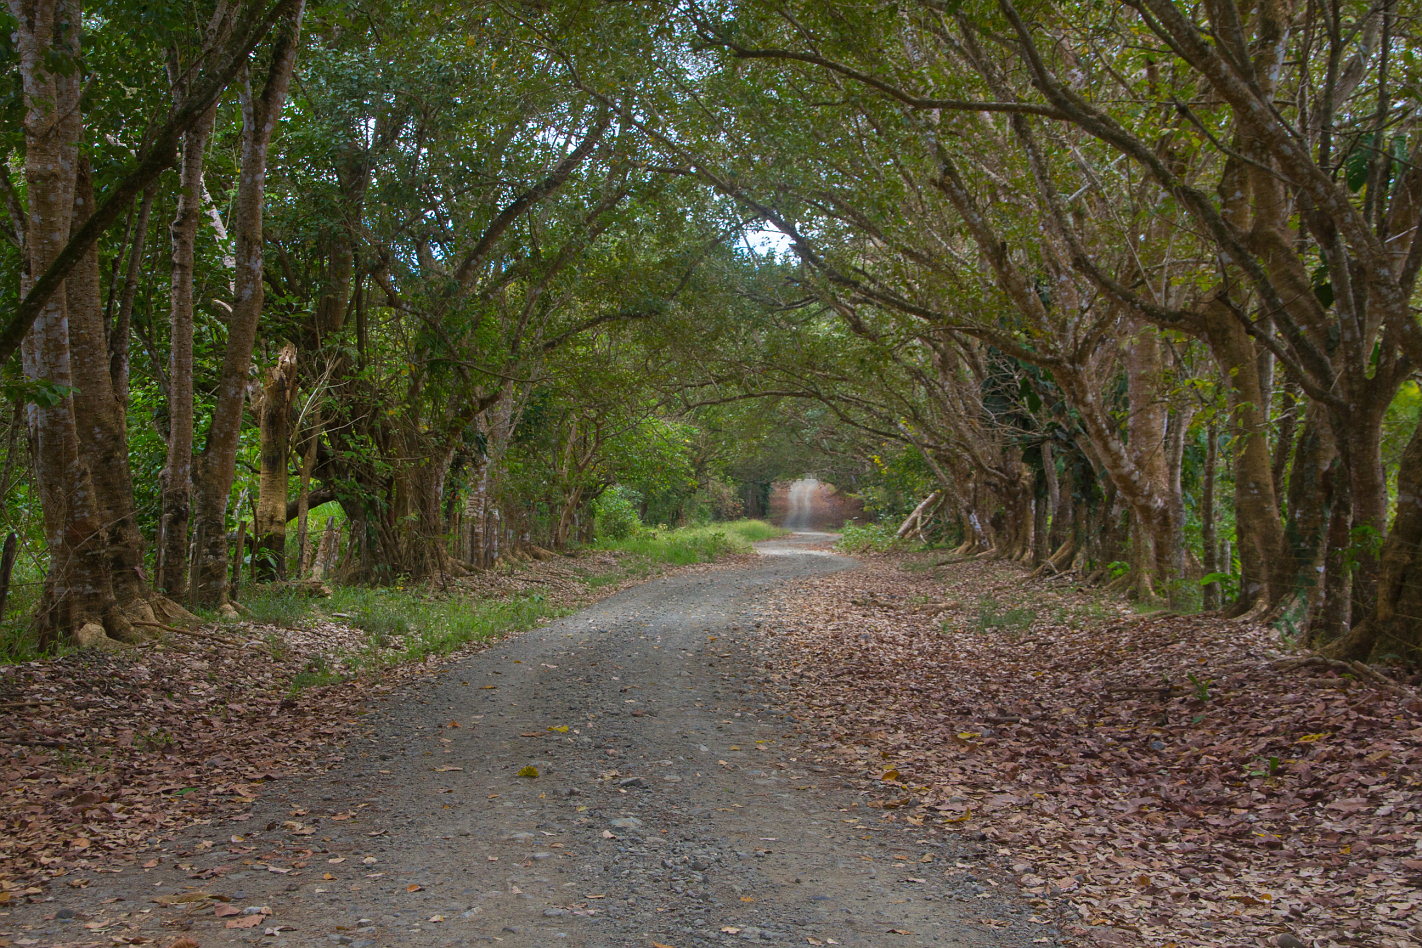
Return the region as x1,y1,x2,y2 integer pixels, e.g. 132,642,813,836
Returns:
593,519,781,564
721,519,791,543
232,583,569,691
973,596,1039,637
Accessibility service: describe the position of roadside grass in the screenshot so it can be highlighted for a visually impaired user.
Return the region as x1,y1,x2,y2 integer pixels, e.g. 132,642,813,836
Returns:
2,520,770,671
594,519,785,565
232,520,777,689
232,584,566,691
722,520,791,543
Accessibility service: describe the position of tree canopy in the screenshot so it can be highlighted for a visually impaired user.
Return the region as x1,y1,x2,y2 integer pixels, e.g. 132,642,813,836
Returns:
2,0,1420,662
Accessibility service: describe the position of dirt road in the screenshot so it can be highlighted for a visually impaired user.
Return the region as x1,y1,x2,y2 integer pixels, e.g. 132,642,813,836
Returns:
6,535,1060,947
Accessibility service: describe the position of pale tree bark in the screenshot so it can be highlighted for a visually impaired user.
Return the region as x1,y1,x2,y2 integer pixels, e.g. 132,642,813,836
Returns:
254,343,298,581
1201,421,1221,611
189,0,306,607
1123,325,1175,601
464,390,519,568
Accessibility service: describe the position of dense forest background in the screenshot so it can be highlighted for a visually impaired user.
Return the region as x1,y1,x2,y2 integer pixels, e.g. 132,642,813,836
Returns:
1,0,1420,663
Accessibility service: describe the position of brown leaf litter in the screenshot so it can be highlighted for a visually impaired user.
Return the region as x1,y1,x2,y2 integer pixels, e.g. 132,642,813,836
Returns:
757,552,1422,948
0,548,729,905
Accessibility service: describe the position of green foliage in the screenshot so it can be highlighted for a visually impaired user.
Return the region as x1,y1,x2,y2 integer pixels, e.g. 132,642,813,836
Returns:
0,612,67,665
593,486,643,541
1199,571,1240,601
1186,672,1213,702
237,588,312,628
290,655,342,692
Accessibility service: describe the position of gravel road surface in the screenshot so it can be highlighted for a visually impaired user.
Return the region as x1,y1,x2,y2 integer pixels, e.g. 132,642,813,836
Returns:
6,535,1061,948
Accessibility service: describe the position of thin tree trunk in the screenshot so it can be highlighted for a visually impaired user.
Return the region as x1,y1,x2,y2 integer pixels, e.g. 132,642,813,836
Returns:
295,415,320,576
1202,303,1290,615
157,106,216,598
0,533,17,625
109,182,155,409
1201,422,1221,611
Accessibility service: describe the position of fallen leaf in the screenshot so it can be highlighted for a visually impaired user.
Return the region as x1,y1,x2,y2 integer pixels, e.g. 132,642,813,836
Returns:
225,914,265,929
516,765,539,778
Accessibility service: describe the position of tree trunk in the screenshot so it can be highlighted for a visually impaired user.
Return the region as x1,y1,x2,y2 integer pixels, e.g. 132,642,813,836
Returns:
8,2,172,647
1202,303,1291,615
254,343,298,581
552,485,585,549
294,416,320,576
1283,407,1336,623
156,106,216,598
109,183,154,411
189,3,305,607
310,518,339,581
1201,422,1221,611
1332,421,1422,660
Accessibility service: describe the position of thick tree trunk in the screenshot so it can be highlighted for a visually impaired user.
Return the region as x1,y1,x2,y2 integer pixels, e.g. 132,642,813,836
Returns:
1337,400,1390,627
13,0,84,644
67,163,156,614
463,393,517,567
254,344,298,581
1283,407,1337,624
189,3,304,606
1335,419,1422,660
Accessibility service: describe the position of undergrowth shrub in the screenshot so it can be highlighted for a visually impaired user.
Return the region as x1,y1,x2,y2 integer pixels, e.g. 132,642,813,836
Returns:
593,486,643,541
836,523,905,553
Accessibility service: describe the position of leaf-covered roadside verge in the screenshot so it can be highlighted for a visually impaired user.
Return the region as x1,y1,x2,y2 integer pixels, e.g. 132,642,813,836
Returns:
757,554,1422,948
0,550,740,906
